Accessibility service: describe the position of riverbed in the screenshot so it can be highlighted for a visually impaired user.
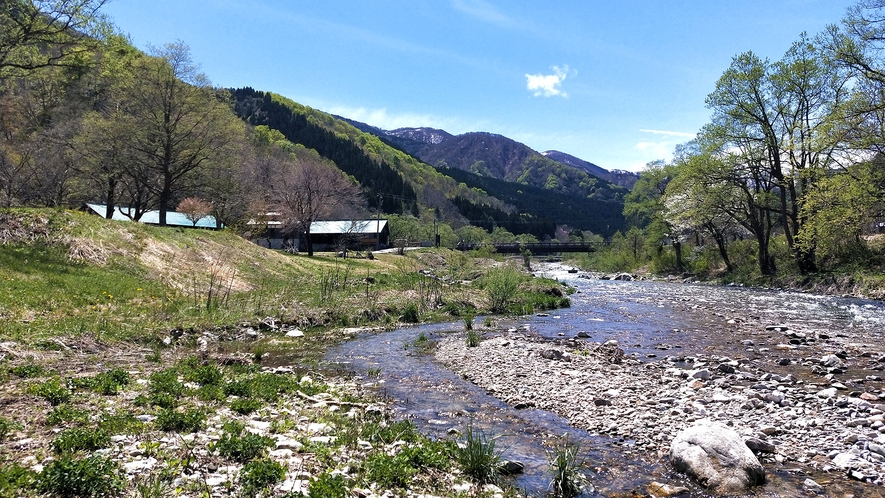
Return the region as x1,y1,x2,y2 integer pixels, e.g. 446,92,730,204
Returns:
327,266,885,496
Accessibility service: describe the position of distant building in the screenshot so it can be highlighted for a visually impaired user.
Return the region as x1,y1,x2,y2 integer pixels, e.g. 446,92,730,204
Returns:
83,203,221,229
309,220,389,252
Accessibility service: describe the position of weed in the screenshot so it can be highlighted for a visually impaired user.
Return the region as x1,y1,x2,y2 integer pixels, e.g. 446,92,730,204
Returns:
230,397,263,415
183,362,223,387
223,378,252,398
240,458,285,496
98,412,144,435
148,369,185,397
308,472,347,498
466,329,481,348
37,455,125,498
195,384,226,403
483,266,522,313
46,404,90,426
31,378,72,406
52,427,111,455
212,420,274,463
401,302,420,323
457,421,500,485
88,368,131,395
548,437,585,498
0,464,37,497
155,408,206,433
146,349,162,363
366,367,382,378
463,314,474,331
10,364,45,378
132,473,172,498
0,416,20,441
364,451,418,489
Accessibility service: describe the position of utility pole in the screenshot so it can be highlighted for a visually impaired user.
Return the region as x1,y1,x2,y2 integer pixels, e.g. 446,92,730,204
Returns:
376,194,382,251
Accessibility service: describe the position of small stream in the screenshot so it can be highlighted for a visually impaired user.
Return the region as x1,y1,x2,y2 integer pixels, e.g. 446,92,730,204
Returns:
325,267,885,496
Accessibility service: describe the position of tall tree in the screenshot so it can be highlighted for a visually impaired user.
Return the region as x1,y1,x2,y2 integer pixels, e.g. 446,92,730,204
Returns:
267,146,363,256
623,160,685,271
0,0,108,81
123,42,242,225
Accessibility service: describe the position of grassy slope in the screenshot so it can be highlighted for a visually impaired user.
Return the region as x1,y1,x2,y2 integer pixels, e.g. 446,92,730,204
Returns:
0,209,569,346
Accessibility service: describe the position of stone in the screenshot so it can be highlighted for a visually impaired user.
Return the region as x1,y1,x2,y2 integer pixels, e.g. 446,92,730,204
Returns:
647,481,690,497
744,437,776,453
285,328,304,337
821,354,844,368
670,421,765,494
497,460,525,475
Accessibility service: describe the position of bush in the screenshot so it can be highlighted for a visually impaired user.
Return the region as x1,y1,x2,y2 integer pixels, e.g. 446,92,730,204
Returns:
484,267,522,313
98,412,144,435
155,408,205,433
230,398,263,415
10,364,45,378
308,472,347,498
213,421,273,463
37,455,125,498
401,302,420,323
456,421,500,485
46,404,90,426
52,427,111,455
31,378,72,406
240,458,285,495
0,464,37,497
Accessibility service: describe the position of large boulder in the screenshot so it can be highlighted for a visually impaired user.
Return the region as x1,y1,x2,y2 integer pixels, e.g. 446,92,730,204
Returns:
670,421,765,494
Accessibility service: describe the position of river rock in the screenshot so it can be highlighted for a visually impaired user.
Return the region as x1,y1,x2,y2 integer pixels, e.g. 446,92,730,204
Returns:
647,481,690,497
670,421,766,494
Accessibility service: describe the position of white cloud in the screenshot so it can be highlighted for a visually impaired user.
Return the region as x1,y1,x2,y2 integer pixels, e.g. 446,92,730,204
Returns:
451,0,516,28
325,105,483,134
525,65,572,98
639,129,695,138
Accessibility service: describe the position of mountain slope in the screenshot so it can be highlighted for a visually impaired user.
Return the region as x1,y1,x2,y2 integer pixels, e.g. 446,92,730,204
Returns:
542,150,639,189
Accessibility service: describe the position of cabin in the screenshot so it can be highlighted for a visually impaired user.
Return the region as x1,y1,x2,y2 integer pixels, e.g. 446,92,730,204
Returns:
83,203,222,229
308,219,389,252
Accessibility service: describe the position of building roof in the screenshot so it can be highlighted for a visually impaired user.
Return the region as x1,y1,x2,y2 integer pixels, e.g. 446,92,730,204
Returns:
310,220,388,235
85,203,220,229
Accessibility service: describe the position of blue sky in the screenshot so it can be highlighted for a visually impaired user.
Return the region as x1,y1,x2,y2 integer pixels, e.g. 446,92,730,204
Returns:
104,0,855,172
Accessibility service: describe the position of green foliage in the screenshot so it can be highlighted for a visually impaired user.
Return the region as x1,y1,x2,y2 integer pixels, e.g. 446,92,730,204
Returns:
308,472,347,498
483,266,523,313
154,408,206,433
52,428,111,455
466,329,481,348
0,464,37,498
46,404,90,426
240,458,285,495
548,438,585,498
400,302,420,323
37,455,125,498
98,412,144,435
0,416,20,441
230,397,263,415
31,378,72,406
181,361,223,386
456,421,500,485
364,451,419,489
10,364,46,378
213,421,274,463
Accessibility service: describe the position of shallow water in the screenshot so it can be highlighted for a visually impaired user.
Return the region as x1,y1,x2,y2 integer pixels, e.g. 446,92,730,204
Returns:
325,267,885,496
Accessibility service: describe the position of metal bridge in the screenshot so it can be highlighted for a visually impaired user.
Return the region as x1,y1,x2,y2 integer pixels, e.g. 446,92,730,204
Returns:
455,242,594,254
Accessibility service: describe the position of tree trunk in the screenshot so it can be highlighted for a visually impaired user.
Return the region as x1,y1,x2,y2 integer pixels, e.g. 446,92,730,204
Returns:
104,176,116,219
306,231,314,257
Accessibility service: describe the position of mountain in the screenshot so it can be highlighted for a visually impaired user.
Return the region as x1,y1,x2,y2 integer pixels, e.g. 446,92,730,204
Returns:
541,150,639,189
344,125,628,203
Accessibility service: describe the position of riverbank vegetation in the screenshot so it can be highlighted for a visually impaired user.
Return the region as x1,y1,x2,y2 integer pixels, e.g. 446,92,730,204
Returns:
569,3,885,299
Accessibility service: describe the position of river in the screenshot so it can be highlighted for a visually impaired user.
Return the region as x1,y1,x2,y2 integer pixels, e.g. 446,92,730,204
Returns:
326,265,885,496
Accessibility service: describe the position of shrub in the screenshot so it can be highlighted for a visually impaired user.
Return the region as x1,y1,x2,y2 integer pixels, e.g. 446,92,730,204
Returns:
230,398,263,415
155,408,205,433
37,455,125,498
308,472,347,498
31,378,72,406
0,464,37,497
148,369,184,397
364,452,418,489
456,421,500,485
52,428,111,455
484,267,522,313
213,421,274,463
401,302,420,323
10,364,45,378
0,416,20,441
98,412,144,435
93,368,131,395
240,458,285,495
184,363,224,387
46,405,90,426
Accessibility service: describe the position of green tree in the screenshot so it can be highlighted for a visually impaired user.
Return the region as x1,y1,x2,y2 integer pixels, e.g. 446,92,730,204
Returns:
623,160,684,271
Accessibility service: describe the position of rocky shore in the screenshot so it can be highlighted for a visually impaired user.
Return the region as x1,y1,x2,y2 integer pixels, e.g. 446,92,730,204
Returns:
435,323,885,495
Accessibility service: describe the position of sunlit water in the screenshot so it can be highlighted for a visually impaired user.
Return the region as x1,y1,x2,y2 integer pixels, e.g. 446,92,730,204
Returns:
325,267,885,496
